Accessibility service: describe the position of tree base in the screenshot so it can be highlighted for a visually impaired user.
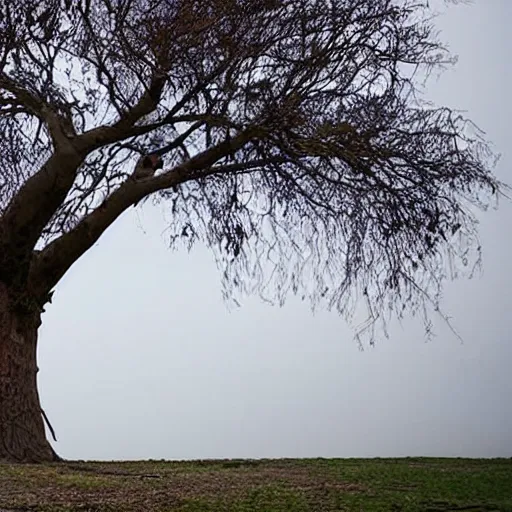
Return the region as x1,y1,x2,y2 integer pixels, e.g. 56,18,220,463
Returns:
0,283,60,463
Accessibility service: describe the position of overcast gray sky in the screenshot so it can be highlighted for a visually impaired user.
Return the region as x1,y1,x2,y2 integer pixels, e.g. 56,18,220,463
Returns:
37,0,512,461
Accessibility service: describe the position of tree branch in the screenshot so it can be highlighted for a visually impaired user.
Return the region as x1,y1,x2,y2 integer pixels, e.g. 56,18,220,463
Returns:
0,73,75,146
28,128,259,297
0,72,167,285
0,148,84,286
75,74,167,152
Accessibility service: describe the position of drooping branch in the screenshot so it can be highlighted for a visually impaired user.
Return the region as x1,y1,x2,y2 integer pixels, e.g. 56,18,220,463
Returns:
0,0,503,344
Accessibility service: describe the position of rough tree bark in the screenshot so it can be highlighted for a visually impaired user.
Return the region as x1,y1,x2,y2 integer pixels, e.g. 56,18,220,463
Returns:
0,282,59,462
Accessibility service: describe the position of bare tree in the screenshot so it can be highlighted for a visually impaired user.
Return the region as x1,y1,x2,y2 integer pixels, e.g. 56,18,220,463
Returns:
0,0,501,462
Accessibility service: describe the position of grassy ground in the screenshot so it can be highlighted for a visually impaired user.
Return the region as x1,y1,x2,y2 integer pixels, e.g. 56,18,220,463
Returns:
0,458,511,511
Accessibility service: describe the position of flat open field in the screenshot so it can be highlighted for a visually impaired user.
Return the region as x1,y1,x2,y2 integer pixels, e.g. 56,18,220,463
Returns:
0,458,511,511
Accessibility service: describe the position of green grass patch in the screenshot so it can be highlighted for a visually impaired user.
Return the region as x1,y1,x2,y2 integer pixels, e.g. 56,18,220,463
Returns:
0,458,510,511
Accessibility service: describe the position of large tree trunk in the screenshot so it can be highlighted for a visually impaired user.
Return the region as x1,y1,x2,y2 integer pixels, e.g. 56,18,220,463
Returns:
0,283,59,462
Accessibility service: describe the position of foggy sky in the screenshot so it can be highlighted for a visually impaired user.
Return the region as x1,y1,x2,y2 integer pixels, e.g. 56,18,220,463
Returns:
38,0,512,460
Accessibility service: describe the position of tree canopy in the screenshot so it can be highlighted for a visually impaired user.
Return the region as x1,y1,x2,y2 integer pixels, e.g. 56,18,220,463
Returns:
0,0,501,343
